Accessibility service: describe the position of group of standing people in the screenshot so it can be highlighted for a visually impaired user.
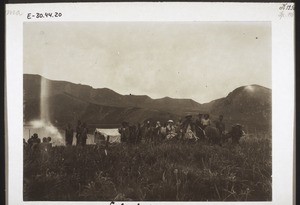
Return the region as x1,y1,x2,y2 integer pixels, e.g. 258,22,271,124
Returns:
24,113,243,149
25,133,52,148
118,122,142,144
118,113,228,144
167,113,226,141
25,113,242,148
24,133,53,158
65,120,88,146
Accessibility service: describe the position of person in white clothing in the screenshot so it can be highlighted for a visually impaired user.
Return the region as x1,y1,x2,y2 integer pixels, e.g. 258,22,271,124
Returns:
201,114,211,128
166,120,177,139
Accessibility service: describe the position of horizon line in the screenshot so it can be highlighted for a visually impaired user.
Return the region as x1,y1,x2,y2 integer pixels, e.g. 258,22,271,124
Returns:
23,73,271,104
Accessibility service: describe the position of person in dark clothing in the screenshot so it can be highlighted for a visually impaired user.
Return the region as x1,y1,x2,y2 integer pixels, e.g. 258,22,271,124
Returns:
29,133,41,145
81,122,88,146
28,133,41,158
160,123,167,141
198,113,204,128
27,135,34,147
23,138,27,147
182,115,195,133
65,123,74,146
154,121,162,143
215,115,225,135
119,121,130,143
76,120,82,146
175,119,183,140
144,121,153,142
40,137,49,152
228,124,244,145
128,125,136,144
195,113,205,140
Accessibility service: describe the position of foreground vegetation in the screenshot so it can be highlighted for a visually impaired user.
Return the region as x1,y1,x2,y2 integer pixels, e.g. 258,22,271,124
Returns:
24,136,271,201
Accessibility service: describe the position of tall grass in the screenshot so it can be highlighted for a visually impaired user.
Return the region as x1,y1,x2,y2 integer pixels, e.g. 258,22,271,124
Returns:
24,137,271,201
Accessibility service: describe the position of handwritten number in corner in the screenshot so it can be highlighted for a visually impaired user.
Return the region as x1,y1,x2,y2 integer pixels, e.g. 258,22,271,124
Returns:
27,12,63,20
278,3,294,20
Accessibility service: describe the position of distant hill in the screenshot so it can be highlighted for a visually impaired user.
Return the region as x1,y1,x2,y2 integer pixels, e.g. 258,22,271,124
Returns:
23,74,182,127
24,74,271,132
203,85,271,132
24,74,202,114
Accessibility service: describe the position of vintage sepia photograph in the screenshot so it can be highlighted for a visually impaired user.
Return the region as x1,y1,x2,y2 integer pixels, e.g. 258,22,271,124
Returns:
23,21,272,201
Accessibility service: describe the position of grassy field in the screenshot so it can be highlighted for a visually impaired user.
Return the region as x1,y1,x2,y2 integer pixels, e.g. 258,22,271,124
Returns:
24,135,271,201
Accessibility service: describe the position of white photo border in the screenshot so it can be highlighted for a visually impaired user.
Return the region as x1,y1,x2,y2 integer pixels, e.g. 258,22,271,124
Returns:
6,2,295,205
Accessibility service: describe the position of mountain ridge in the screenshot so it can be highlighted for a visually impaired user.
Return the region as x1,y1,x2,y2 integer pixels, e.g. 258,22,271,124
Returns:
24,74,271,132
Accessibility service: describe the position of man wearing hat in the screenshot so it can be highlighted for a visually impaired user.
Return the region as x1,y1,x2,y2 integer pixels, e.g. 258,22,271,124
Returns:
166,120,177,140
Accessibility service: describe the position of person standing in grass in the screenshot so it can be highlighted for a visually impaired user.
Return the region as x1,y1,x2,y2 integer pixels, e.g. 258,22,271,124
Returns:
128,125,137,144
28,133,41,158
195,113,203,127
182,115,198,141
144,121,153,142
76,120,82,146
166,120,177,140
81,122,88,146
201,114,211,129
195,113,205,140
175,118,183,140
40,137,51,161
160,122,167,141
215,115,225,135
23,138,28,148
154,121,162,143
119,121,130,143
65,123,74,146
229,124,244,145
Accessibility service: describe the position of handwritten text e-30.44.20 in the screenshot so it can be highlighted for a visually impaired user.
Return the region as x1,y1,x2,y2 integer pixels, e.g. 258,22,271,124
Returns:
27,12,62,19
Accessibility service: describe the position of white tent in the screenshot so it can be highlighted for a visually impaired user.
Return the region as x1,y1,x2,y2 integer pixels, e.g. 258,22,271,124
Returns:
94,128,121,144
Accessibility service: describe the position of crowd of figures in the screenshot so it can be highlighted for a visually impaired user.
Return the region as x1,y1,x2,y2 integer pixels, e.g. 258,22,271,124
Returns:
24,133,52,148
65,121,88,146
118,113,245,146
23,133,53,159
23,113,245,150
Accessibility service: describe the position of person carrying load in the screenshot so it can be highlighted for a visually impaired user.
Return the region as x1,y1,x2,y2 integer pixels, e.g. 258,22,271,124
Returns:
182,115,198,141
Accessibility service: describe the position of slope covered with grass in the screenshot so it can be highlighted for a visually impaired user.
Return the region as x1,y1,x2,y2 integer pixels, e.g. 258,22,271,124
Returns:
24,137,271,201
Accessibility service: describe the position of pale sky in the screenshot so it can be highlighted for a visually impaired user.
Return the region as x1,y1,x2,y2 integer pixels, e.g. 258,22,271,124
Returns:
24,22,271,103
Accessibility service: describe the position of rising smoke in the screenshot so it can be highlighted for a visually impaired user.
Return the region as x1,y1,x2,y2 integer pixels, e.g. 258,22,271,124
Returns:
33,75,64,146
